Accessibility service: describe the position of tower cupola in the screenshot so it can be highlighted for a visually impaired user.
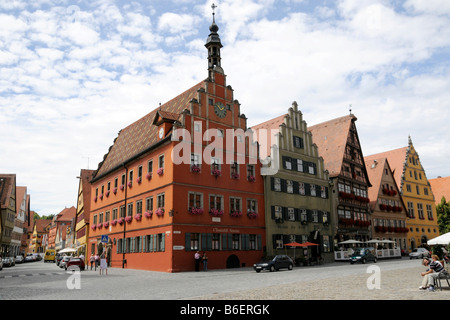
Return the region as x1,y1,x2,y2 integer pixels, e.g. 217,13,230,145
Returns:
205,3,223,78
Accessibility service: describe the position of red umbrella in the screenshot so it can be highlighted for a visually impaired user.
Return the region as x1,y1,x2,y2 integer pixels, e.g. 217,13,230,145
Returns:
299,241,318,247
284,242,303,247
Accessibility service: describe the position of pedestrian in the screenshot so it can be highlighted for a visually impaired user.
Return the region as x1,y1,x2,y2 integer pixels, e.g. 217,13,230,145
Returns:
100,252,108,275
94,253,99,271
194,251,201,271
419,255,444,291
90,254,94,270
202,252,208,271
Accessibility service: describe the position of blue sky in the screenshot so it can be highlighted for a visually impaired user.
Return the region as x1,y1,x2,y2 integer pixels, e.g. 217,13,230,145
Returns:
1,0,449,216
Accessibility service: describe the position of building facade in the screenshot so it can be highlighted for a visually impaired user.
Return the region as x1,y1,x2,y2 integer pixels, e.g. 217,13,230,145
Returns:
74,169,95,255
252,102,334,264
364,156,408,251
308,114,372,246
0,174,16,257
88,13,265,272
370,137,439,249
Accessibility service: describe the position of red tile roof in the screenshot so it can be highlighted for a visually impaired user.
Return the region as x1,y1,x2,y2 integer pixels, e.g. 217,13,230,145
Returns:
429,176,450,204
307,115,357,178
94,80,205,179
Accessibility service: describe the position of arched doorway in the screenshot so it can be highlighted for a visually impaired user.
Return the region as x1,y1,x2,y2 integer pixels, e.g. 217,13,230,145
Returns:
226,254,240,268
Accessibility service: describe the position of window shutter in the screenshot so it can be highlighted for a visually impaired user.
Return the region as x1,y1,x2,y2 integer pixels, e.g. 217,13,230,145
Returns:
185,233,191,251
161,233,165,252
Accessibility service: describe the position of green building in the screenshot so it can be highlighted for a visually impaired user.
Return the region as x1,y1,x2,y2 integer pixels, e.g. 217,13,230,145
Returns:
252,102,334,264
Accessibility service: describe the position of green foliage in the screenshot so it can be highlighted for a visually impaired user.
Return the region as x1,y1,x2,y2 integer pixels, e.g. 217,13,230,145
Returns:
437,197,450,234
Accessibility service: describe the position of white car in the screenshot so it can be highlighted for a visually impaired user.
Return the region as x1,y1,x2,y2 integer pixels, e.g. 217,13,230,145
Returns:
59,256,71,268
409,248,430,259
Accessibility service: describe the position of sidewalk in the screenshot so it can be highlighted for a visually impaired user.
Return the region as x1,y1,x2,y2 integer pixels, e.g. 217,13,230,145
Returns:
195,264,450,300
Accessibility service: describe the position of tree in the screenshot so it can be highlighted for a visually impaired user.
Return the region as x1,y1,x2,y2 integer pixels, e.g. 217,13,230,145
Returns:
437,197,450,234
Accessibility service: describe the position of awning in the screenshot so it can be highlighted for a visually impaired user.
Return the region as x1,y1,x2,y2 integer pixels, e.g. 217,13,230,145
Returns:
58,247,77,254
338,240,364,245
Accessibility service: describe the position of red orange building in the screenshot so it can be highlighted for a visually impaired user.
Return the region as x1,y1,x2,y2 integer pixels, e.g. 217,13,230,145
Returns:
88,14,265,272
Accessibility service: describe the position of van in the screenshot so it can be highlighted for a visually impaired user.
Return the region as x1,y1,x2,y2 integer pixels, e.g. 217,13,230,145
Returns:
44,249,56,263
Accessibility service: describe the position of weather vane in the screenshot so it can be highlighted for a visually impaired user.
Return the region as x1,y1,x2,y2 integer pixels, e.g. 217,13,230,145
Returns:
211,3,217,21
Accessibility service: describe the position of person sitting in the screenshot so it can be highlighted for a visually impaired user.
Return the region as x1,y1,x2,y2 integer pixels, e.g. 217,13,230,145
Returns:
420,255,444,291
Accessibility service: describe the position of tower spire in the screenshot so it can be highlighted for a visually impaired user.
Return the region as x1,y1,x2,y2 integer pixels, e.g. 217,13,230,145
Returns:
205,3,223,78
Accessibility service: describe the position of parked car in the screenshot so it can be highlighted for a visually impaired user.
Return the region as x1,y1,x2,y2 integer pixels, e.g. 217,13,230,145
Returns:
24,255,34,262
0,257,3,270
253,255,294,272
2,257,12,267
15,255,24,264
65,257,85,271
59,256,71,269
350,247,377,264
56,254,64,266
33,253,42,261
409,248,431,259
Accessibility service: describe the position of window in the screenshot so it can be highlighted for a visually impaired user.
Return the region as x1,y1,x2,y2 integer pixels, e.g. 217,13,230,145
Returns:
426,204,433,220
121,174,125,187
157,193,165,209
297,159,303,172
120,205,125,218
275,235,283,249
274,206,282,220
127,203,133,217
231,161,239,178
247,165,255,180
312,210,319,223
299,182,305,195
114,177,118,189
230,197,241,213
293,136,304,148
417,203,424,219
209,195,223,210
93,214,98,225
211,157,221,173
105,210,110,222
190,233,200,251
321,186,327,198
288,208,295,221
287,180,293,194
274,178,281,192
148,160,153,174
189,192,203,209
136,200,142,215
138,166,143,180
194,122,201,132
159,154,165,169
129,170,133,185
145,197,153,212
284,157,292,170
112,208,118,220
212,233,220,250
191,153,201,167
300,209,307,223
232,234,240,250
310,184,317,197
247,199,257,214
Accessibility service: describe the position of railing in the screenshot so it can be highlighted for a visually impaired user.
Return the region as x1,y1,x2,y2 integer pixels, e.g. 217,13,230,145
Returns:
334,248,401,261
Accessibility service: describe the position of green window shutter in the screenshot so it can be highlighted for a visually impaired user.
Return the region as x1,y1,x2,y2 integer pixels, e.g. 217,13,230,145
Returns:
185,233,191,251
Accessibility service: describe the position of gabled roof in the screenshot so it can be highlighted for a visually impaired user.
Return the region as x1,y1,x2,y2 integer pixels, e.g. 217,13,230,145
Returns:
429,176,450,204
250,114,287,158
365,147,408,190
35,219,52,233
94,80,205,180
307,115,357,178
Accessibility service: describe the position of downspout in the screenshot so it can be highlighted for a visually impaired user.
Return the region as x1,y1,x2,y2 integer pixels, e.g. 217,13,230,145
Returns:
122,163,128,269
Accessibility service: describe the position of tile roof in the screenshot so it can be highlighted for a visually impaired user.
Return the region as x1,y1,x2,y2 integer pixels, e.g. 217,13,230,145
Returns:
0,174,16,207
307,115,357,178
364,156,387,208
94,80,205,179
364,147,408,190
250,113,287,158
429,176,450,204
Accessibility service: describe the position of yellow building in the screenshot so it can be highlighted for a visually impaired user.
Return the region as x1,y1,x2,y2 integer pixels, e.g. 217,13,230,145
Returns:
369,136,439,250
74,169,95,255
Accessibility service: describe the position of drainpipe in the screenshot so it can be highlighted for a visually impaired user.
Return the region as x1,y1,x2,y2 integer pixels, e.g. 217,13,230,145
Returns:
122,163,128,269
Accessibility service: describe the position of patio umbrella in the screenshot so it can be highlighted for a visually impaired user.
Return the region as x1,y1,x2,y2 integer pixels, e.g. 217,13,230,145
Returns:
299,241,319,247
284,242,303,260
428,232,450,245
338,240,364,245
58,247,77,254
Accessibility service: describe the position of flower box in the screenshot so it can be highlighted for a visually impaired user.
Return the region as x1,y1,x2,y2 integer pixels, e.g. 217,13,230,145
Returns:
106,191,110,197
191,165,201,173
247,211,258,219
99,194,103,200
118,217,124,225
97,223,103,229
155,207,164,216
209,208,224,217
125,216,132,223
189,207,204,215
127,181,132,188
134,214,142,221
231,172,240,179
230,210,242,217
146,172,152,180
248,175,256,182
113,187,117,195
91,225,96,231
157,168,164,176
212,169,221,177
103,221,109,228
144,211,153,218
136,177,142,184
94,196,98,202
120,185,125,191
111,219,117,226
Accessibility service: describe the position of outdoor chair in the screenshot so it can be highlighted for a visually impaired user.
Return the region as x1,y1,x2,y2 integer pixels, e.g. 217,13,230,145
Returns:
436,260,450,291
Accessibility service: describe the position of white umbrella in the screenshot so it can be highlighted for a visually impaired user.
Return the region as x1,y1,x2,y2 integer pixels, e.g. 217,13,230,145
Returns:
338,240,364,245
58,247,77,254
428,232,450,245
366,239,395,244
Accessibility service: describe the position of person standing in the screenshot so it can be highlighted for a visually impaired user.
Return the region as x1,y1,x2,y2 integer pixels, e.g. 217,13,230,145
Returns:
89,254,94,270
100,252,108,275
94,253,99,271
194,251,201,271
202,252,208,271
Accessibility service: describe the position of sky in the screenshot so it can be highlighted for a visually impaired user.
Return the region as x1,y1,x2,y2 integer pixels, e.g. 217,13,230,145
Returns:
1,0,449,216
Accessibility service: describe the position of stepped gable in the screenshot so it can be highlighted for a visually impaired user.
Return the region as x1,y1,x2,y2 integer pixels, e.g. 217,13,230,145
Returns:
250,114,287,158
307,114,357,178
94,80,205,179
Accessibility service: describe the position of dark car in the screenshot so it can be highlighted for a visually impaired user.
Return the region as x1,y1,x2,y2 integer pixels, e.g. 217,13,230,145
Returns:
253,255,294,272
65,257,85,271
350,248,377,264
